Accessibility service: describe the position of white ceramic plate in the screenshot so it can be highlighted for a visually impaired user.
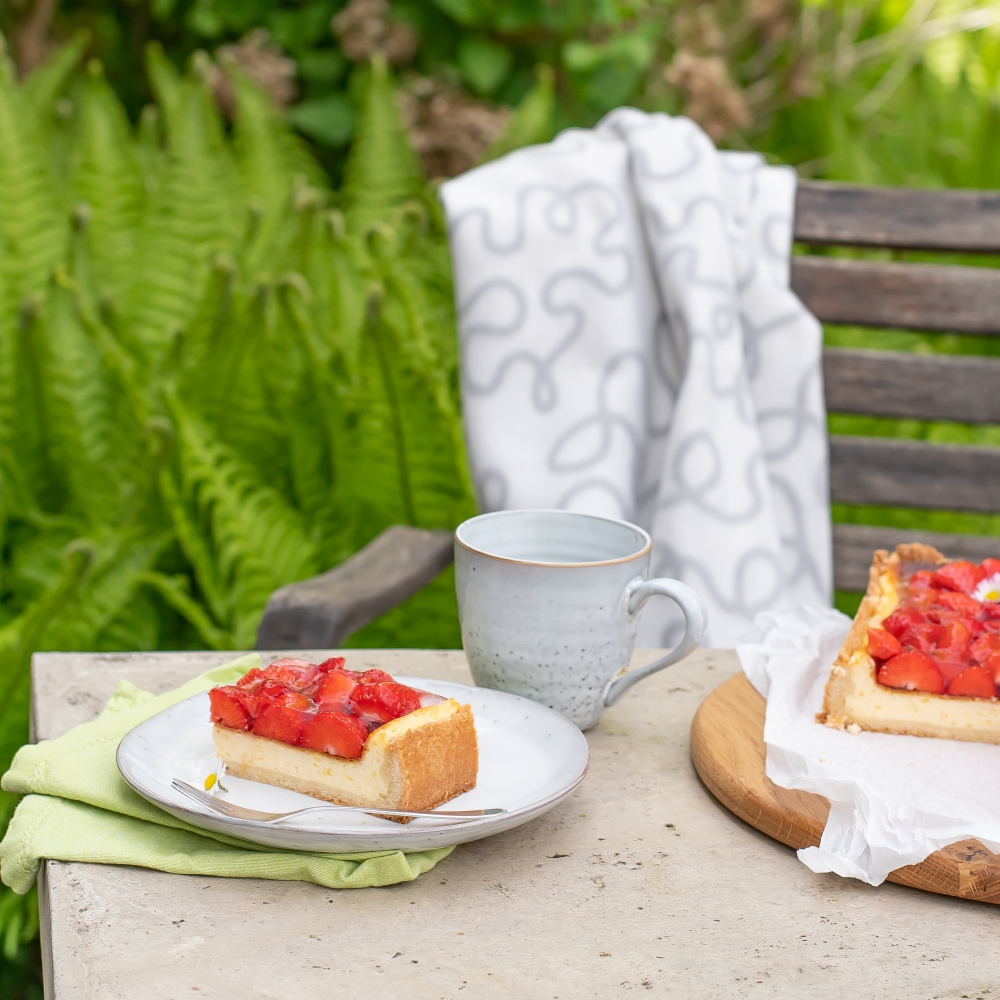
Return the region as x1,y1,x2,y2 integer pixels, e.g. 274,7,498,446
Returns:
116,677,590,853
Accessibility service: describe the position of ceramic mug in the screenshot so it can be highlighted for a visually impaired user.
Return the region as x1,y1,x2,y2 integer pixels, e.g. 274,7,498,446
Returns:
454,509,708,729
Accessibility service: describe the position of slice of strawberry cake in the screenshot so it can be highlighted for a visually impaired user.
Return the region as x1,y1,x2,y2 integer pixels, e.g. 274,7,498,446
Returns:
209,657,478,816
820,544,1000,743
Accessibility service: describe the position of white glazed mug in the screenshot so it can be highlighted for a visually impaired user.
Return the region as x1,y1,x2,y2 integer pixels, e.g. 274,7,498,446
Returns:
454,509,708,729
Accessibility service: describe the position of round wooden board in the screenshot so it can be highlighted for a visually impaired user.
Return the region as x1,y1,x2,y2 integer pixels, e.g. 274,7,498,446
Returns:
690,673,1000,904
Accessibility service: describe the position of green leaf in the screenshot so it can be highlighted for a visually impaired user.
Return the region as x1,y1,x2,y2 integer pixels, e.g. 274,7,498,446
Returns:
288,93,357,147
458,37,513,96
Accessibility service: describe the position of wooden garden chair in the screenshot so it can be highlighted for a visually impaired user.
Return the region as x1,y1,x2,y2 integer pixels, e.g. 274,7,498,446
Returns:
255,181,1000,649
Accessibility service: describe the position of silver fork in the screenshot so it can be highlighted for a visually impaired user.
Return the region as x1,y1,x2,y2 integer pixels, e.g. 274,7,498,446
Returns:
171,779,505,824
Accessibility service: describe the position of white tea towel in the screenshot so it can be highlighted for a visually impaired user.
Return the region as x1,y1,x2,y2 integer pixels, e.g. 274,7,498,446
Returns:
738,605,1000,885
440,110,831,647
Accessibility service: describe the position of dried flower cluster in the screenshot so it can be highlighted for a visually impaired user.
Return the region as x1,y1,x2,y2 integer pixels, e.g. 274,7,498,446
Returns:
665,50,751,141
332,0,418,66
210,29,297,114
398,77,510,179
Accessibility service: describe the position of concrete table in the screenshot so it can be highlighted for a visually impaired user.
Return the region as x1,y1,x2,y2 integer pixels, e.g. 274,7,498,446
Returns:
31,648,1000,999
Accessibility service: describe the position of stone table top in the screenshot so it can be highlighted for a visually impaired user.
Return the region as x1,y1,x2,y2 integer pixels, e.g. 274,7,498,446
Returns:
30,648,1000,999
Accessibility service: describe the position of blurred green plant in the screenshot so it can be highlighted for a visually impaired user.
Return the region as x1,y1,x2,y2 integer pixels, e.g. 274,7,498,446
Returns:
0,33,474,960
0,0,996,187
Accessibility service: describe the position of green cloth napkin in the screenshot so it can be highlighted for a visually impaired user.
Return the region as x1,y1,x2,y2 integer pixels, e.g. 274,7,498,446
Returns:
0,654,453,893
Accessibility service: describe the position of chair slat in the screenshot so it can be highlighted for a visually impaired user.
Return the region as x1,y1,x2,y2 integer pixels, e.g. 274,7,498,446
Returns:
794,181,1000,253
829,436,1000,512
833,523,1000,591
823,347,1000,424
791,257,1000,334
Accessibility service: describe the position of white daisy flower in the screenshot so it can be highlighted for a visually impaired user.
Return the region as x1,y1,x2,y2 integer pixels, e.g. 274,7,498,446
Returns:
203,756,229,795
973,573,1000,603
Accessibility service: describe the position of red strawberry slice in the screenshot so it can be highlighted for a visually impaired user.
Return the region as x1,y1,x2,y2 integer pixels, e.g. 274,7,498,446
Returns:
938,619,972,655
947,665,996,699
350,682,423,722
935,590,983,617
908,570,935,591
234,667,268,690
252,703,313,744
867,628,902,661
933,656,971,686
877,651,945,694
209,687,252,730
931,561,987,595
970,634,1000,665
982,558,1000,578
984,652,1000,684
299,711,368,759
314,669,357,706
357,669,394,685
882,607,926,638
316,656,346,673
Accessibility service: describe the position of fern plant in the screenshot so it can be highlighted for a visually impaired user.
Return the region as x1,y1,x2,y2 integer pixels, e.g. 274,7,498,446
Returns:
0,32,474,951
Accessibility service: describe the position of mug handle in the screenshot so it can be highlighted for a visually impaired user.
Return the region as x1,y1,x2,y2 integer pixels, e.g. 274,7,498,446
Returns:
602,578,708,708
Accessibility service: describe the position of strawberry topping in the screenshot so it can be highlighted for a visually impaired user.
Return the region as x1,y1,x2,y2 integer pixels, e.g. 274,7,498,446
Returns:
300,711,368,758
350,682,424,723
877,652,945,694
209,659,438,758
866,628,902,660
872,558,1000,699
209,687,252,730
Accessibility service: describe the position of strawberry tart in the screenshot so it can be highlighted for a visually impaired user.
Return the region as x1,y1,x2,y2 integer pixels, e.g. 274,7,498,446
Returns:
820,543,1000,742
209,657,478,816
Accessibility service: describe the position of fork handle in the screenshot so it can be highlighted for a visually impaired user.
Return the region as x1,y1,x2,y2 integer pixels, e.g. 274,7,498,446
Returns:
273,805,502,822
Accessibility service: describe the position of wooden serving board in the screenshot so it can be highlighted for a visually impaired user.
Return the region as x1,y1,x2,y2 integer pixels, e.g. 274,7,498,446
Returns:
690,673,1000,904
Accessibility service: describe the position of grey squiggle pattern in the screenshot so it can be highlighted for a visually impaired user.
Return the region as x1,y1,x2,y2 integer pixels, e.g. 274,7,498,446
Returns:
440,110,831,647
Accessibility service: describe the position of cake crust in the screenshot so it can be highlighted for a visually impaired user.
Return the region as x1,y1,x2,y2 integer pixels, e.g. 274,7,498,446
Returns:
214,698,478,817
820,544,1000,743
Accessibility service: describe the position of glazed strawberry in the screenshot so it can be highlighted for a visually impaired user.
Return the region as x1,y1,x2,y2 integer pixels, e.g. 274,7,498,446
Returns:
877,651,945,694
882,607,926,639
931,561,986,595
316,656,346,673
935,590,983,617
938,619,972,656
208,658,433,752
982,559,1000,578
908,570,935,591
947,665,996,699
209,687,252,730
253,702,313,743
867,628,902,660
314,669,357,706
970,634,1000,665
356,669,393,685
299,710,368,758
985,651,1000,685
933,655,971,686
350,682,423,722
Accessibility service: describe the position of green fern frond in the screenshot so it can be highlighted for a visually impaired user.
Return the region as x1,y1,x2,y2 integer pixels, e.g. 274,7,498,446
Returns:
0,59,67,332
70,60,145,305
481,64,556,163
166,401,318,645
342,54,424,232
19,29,90,119
128,50,242,359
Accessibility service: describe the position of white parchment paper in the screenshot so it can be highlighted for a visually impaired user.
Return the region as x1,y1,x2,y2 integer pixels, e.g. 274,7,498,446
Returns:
737,605,1000,885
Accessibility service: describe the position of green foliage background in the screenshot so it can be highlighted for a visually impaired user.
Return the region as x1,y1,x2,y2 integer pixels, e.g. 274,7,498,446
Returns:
0,0,998,995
